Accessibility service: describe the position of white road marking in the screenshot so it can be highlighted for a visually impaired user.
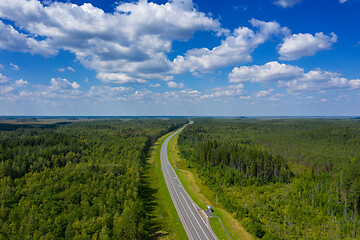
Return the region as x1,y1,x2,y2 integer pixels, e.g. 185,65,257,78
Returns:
160,126,218,240
180,191,210,240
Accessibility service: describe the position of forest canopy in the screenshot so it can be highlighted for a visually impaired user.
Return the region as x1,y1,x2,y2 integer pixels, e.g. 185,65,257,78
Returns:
0,119,187,239
178,118,360,239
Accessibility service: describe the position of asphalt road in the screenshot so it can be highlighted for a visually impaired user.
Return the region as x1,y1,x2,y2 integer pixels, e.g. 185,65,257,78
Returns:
161,127,218,240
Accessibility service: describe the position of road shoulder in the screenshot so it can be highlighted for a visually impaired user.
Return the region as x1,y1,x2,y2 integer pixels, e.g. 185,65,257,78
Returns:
167,133,255,240
146,131,188,240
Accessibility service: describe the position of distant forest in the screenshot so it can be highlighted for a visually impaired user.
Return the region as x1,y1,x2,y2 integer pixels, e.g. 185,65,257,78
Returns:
0,119,187,239
178,118,360,239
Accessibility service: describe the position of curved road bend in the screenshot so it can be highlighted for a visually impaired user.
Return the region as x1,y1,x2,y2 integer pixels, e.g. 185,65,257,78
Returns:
161,127,218,240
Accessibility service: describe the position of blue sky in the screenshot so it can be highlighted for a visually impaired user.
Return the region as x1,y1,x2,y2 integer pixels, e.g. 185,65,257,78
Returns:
0,0,359,116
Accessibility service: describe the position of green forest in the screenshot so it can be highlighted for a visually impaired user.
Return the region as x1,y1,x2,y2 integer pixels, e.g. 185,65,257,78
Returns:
178,118,360,239
2,117,360,239
0,119,187,239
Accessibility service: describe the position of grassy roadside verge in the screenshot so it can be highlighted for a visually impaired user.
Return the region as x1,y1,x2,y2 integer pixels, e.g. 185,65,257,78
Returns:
167,133,254,240
146,131,188,240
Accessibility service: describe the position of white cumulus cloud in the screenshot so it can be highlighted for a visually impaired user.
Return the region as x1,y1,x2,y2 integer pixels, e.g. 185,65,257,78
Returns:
0,73,9,84
149,83,161,88
229,61,304,83
27,78,83,100
278,32,337,60
58,67,75,72
255,89,274,97
229,61,360,92
0,85,14,95
15,79,29,86
349,79,360,88
167,81,185,88
0,0,222,84
201,84,245,99
172,19,289,74
10,63,20,71
274,0,302,8
89,85,133,97
280,69,351,91
50,78,80,90
0,20,57,56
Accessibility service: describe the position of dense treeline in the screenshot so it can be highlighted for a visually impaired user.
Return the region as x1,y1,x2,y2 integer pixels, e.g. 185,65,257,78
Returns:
180,137,291,186
0,119,187,239
178,119,360,239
